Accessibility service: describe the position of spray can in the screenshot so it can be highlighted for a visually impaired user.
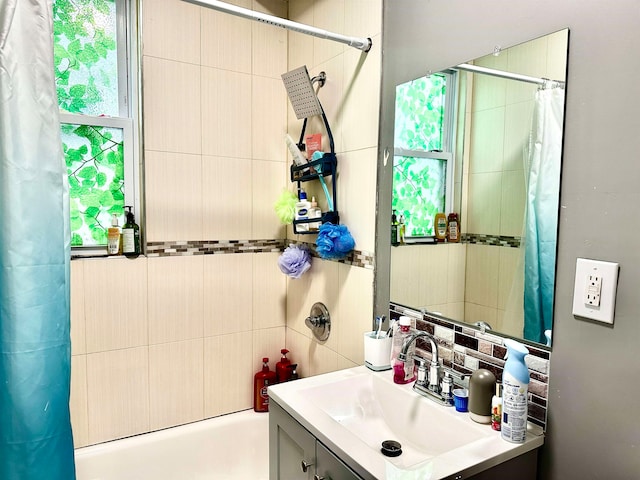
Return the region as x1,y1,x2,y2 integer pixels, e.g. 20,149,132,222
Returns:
501,339,530,443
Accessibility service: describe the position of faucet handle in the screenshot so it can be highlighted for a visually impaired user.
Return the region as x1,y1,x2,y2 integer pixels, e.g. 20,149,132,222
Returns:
413,355,428,386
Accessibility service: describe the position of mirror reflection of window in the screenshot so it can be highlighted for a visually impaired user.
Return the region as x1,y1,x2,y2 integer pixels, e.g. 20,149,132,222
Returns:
393,72,456,238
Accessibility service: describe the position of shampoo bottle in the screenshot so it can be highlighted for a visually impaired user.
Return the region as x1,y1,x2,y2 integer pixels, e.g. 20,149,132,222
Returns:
295,190,310,232
122,206,140,258
492,383,503,431
391,316,416,384
501,339,530,443
275,348,292,383
253,357,277,412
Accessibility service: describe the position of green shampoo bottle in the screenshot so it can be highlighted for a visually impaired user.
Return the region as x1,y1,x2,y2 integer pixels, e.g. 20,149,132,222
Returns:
122,206,140,258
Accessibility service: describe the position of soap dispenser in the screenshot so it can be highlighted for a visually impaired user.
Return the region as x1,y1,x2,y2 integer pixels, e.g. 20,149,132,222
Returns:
122,206,140,258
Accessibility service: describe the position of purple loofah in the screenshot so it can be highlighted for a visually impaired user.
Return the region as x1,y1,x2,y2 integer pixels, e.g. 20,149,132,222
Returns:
278,244,312,278
315,223,355,260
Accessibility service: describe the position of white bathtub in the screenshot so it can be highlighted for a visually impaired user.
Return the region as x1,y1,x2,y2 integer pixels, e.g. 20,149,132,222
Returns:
75,409,269,480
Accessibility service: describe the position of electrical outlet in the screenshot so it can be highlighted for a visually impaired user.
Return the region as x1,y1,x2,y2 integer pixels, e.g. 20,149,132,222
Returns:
572,258,619,324
585,274,602,306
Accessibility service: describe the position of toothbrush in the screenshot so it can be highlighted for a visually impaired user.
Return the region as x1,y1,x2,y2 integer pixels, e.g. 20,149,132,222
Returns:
311,151,334,211
375,315,386,338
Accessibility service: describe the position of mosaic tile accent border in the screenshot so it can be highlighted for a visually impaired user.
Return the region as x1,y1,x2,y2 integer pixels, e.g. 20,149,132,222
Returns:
390,302,550,429
145,239,375,269
463,233,521,248
146,239,285,256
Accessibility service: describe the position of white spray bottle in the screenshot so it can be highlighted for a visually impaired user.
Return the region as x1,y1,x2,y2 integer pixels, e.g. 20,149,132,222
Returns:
501,339,530,443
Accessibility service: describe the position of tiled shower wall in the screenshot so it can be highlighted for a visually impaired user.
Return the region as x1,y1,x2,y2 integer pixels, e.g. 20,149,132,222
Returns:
390,303,550,428
70,0,382,448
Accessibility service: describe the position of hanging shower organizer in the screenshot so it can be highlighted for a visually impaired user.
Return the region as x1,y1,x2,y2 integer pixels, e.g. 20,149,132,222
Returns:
282,67,339,235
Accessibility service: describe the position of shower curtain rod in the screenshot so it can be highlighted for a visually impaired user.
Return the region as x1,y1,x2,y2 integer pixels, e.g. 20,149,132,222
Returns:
455,63,564,88
182,0,372,52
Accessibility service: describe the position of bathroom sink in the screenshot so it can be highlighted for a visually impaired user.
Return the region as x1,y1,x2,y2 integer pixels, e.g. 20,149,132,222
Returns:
299,371,490,468
268,365,544,480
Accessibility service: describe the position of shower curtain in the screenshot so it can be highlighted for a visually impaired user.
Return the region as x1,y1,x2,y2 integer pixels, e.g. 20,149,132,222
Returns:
0,1,75,479
523,86,565,344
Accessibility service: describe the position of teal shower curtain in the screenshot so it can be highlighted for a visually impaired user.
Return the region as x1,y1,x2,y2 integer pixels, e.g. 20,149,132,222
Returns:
523,86,565,344
0,0,75,478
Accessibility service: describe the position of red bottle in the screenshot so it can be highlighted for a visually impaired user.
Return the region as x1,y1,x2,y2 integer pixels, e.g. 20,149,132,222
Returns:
275,349,292,383
253,357,276,412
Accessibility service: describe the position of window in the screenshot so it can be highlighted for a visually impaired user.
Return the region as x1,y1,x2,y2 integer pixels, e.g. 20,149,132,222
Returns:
393,72,456,238
53,0,138,251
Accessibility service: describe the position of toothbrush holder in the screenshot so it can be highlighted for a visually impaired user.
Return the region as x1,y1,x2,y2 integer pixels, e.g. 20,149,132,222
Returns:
364,332,392,371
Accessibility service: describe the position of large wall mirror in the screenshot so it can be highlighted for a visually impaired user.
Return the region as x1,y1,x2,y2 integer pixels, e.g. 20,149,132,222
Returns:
379,29,569,348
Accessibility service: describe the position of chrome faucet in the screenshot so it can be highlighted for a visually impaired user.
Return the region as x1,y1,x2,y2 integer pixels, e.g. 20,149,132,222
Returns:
397,330,457,407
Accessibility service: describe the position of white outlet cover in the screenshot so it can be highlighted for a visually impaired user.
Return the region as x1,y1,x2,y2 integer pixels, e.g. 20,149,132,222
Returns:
572,258,619,324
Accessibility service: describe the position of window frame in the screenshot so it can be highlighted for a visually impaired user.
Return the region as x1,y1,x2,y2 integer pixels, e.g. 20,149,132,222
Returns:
393,70,458,239
57,0,141,257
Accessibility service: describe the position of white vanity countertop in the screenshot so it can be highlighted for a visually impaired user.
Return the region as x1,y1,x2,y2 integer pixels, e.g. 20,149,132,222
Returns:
269,365,544,480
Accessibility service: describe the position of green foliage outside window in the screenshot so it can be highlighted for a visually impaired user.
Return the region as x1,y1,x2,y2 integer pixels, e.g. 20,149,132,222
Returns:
393,74,448,236
54,0,125,247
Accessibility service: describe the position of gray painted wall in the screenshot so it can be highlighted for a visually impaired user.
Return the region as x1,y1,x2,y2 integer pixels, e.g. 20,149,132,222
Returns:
379,1,640,478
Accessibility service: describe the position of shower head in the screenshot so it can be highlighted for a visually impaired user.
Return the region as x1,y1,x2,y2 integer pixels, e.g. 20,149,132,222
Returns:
281,66,323,120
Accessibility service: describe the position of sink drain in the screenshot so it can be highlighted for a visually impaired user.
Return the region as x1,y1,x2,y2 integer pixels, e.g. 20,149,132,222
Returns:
380,440,402,457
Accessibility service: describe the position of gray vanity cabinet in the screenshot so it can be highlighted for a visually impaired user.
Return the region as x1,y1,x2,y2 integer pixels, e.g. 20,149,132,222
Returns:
269,401,362,480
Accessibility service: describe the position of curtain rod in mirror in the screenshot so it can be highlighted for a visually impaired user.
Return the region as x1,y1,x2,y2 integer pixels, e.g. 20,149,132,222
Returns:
455,63,565,88
182,0,372,52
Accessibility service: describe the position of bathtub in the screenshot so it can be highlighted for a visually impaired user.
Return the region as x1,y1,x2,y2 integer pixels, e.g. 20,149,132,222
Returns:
75,409,269,480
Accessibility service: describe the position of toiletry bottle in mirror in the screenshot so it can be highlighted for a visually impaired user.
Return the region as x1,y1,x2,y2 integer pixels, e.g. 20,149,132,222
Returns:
399,214,406,244
122,206,140,258
434,213,447,242
391,210,399,246
447,213,460,242
107,214,121,255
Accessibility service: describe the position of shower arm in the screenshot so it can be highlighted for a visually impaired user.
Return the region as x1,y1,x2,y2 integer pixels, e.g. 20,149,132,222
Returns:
297,72,335,155
182,0,372,52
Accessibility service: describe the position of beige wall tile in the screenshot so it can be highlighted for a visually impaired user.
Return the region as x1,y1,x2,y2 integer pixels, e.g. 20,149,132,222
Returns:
503,100,534,172
202,156,252,239
70,355,88,448
148,256,204,344
201,67,252,158
204,332,253,417
252,160,287,239
472,54,508,111
84,258,148,353
86,347,149,444
498,246,524,311
467,172,502,234
469,107,505,174
201,0,252,73
252,77,287,161
142,0,201,64
313,0,345,65
142,57,201,154
252,252,286,329
284,328,312,379
336,148,376,253
309,341,338,376
465,244,499,308
287,0,314,71
344,0,382,38
500,170,526,237
144,151,203,242
335,263,373,364
70,260,86,355
251,1,287,78
546,30,568,82
149,339,204,430
252,326,286,373
203,253,253,336
342,44,381,152
447,243,467,304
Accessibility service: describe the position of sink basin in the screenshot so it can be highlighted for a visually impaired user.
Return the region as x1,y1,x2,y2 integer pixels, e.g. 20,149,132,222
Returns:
300,371,490,468
268,365,544,480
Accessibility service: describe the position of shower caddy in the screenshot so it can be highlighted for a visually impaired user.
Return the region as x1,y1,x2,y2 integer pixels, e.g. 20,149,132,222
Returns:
286,71,339,235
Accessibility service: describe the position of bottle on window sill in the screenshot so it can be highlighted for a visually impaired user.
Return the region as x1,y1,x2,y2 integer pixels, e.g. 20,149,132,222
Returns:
122,205,140,258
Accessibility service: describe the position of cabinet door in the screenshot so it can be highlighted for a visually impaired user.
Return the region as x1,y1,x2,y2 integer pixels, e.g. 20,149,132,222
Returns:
270,402,316,480
316,441,363,480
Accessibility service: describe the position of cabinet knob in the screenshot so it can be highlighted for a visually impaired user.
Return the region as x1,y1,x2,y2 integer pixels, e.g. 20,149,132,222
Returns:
301,460,314,472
